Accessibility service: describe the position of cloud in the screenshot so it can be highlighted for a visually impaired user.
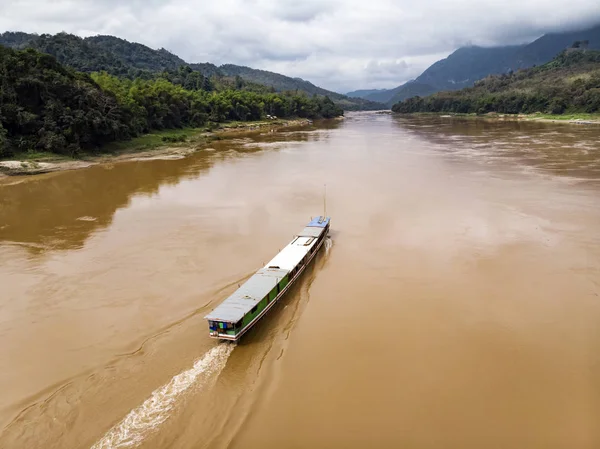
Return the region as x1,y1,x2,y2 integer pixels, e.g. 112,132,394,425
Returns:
1,0,599,92
263,0,337,23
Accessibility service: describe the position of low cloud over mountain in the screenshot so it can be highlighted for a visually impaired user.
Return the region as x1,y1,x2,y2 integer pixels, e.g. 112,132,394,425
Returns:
1,0,599,92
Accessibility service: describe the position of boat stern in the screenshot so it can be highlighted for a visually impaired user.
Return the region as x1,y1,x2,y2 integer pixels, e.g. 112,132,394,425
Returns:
209,330,239,341
206,319,240,341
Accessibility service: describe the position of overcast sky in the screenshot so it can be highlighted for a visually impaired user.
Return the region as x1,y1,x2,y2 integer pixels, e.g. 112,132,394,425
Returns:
1,0,600,93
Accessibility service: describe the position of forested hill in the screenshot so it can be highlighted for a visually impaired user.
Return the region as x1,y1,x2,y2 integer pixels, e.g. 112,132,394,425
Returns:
217,64,381,110
86,35,188,71
0,32,384,110
391,50,600,115
350,24,600,107
346,82,437,104
0,46,343,158
2,32,138,76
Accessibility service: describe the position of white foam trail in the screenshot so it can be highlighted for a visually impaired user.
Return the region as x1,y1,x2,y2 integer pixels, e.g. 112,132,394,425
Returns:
325,238,333,254
91,344,234,449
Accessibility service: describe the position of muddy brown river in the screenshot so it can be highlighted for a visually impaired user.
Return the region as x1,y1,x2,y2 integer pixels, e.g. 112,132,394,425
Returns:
1,113,599,449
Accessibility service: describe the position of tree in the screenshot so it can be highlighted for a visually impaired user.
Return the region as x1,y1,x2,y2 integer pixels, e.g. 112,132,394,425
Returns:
0,122,10,157
235,75,244,90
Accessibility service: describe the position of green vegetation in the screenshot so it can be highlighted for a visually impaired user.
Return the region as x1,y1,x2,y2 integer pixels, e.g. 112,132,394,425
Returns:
161,134,188,143
0,31,384,111
0,32,183,78
98,127,206,155
392,50,600,115
14,151,72,161
217,64,384,110
93,127,196,154
0,46,342,158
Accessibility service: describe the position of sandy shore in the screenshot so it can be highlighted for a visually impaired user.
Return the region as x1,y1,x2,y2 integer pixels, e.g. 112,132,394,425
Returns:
0,118,315,177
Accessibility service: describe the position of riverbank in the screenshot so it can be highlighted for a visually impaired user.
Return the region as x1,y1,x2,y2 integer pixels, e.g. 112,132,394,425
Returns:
479,112,600,125
0,118,315,177
397,111,600,125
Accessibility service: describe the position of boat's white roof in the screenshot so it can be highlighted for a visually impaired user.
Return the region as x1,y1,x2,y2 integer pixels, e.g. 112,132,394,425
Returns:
265,235,317,271
298,227,323,238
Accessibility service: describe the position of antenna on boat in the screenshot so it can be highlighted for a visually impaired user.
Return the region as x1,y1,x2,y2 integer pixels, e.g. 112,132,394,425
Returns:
323,184,327,219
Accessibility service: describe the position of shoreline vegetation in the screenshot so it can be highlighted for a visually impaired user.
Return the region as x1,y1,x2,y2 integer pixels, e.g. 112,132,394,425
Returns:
391,49,600,118
0,45,344,176
0,117,322,177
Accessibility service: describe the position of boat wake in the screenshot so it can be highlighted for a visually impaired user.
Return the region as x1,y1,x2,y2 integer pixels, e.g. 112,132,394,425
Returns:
325,237,333,254
90,343,233,449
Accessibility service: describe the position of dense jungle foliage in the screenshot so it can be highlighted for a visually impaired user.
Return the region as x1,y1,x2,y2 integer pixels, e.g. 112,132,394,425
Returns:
0,32,384,111
392,50,600,115
0,47,342,157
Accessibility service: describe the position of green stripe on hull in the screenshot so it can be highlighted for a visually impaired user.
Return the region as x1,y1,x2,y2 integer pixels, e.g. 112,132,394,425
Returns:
242,297,268,327
279,275,289,290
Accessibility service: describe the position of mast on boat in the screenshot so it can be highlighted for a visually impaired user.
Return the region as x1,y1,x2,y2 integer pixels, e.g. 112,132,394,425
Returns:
324,184,327,219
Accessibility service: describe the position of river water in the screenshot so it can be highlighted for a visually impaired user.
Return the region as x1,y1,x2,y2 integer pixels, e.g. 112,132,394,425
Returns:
1,113,599,449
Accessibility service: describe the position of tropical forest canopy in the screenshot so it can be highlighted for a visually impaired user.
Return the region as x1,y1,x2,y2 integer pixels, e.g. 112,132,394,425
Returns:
0,32,384,111
0,46,343,158
391,50,600,115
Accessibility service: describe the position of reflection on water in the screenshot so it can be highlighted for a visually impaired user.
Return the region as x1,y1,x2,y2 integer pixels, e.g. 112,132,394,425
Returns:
393,115,600,182
0,123,335,252
0,160,210,251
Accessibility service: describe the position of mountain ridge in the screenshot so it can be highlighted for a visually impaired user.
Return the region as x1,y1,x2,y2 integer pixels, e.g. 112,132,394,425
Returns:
0,31,384,111
391,49,600,115
351,24,600,107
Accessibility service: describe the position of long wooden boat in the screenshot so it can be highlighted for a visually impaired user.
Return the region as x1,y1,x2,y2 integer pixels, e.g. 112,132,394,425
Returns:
205,216,331,341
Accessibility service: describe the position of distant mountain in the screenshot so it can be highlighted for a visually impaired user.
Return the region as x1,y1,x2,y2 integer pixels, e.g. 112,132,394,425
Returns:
346,89,385,98
353,81,438,105
387,81,437,105
512,25,600,67
0,31,384,111
363,87,403,104
415,45,523,91
220,64,347,100
215,65,384,110
351,24,600,107
392,49,600,114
